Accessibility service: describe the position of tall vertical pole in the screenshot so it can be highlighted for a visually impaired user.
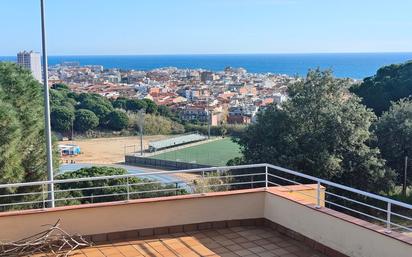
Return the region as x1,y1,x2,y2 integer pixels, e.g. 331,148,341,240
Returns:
207,95,211,139
138,110,145,156
140,127,143,156
40,0,54,208
403,156,408,196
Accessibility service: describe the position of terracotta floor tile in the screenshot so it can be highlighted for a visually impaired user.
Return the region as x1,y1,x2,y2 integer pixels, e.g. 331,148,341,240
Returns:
40,226,329,257
233,249,254,256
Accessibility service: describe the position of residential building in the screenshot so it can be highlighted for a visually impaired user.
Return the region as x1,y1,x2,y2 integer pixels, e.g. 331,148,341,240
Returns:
17,51,42,82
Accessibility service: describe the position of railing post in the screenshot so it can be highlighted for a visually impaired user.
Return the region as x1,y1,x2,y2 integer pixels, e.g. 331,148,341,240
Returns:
316,181,321,209
265,165,268,189
201,170,206,194
42,183,46,210
126,177,130,201
386,202,392,233
175,182,178,196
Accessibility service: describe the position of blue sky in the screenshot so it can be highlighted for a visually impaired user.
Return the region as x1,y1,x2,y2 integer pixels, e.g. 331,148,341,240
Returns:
1,0,412,55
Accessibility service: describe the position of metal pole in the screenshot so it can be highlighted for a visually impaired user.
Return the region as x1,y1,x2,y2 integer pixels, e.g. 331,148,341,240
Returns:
386,202,392,233
138,110,145,156
265,165,268,189
71,119,74,141
207,95,211,139
316,181,321,209
403,156,408,196
126,177,130,201
40,0,54,208
140,129,143,156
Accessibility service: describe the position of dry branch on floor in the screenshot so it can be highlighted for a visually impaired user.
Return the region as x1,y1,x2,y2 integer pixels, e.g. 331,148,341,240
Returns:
0,219,91,257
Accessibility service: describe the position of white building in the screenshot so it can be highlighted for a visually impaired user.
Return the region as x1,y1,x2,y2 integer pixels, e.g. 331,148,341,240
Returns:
17,51,42,82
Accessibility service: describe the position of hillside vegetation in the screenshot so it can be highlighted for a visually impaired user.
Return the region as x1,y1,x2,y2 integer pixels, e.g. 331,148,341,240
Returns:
352,60,412,115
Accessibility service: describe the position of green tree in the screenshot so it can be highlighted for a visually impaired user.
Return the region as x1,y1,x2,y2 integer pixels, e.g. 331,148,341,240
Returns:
236,70,395,193
158,105,172,117
143,99,158,114
74,109,99,132
79,98,112,120
51,106,74,132
126,99,147,112
0,63,56,185
0,101,23,184
77,93,113,122
351,61,412,115
112,98,128,110
375,99,412,190
129,113,184,135
52,83,70,91
105,110,129,131
50,90,75,110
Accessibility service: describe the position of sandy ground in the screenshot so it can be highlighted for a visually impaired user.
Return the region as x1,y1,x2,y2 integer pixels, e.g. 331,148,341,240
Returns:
59,135,169,164
59,135,201,183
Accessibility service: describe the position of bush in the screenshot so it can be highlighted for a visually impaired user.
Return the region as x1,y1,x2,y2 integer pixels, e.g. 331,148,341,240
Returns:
55,166,187,205
128,113,184,135
51,106,74,132
105,110,129,131
184,124,246,137
126,99,147,112
74,109,99,132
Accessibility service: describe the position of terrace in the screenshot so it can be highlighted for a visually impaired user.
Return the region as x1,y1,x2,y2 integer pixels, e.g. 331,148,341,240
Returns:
1,164,412,257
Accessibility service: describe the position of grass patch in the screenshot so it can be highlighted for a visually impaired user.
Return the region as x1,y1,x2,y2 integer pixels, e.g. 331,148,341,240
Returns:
150,138,241,166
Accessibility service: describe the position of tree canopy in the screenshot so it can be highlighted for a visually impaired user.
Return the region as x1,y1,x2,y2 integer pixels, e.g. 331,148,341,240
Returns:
51,106,74,132
105,110,129,131
352,61,412,115
0,63,54,184
236,69,395,193
74,109,99,132
375,99,412,186
48,86,183,135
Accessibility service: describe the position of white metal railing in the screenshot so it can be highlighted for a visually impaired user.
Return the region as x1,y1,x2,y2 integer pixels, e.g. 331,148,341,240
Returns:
0,163,411,234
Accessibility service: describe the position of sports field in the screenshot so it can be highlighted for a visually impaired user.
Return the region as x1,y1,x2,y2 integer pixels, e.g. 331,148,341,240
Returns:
150,138,242,166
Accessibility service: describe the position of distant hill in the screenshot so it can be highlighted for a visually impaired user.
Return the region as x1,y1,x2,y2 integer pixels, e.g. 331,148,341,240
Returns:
351,60,412,115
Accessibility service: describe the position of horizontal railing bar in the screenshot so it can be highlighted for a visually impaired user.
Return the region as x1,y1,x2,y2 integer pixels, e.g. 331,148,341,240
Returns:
128,187,187,196
129,180,186,187
325,200,388,224
53,192,127,202
0,163,267,189
0,190,43,198
390,211,412,222
268,181,281,186
203,173,266,180
267,173,303,185
205,180,266,188
325,191,388,213
266,164,412,210
54,184,127,194
53,187,188,203
0,200,44,208
53,180,188,194
389,222,412,232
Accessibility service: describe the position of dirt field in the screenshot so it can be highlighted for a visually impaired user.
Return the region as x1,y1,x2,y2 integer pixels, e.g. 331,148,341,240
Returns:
60,135,169,164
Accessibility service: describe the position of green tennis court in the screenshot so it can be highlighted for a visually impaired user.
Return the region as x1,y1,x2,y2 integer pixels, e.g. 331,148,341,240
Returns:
150,138,241,166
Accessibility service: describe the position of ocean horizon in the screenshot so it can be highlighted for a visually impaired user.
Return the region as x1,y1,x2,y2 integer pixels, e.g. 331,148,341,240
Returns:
1,52,412,79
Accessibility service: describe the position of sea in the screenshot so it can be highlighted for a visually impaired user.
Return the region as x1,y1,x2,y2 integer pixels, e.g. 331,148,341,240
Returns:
1,53,412,79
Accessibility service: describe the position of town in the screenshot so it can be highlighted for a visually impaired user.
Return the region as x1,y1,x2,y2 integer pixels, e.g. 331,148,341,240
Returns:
48,61,294,125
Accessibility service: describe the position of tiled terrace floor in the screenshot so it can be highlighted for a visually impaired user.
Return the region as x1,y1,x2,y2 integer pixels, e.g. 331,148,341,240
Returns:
35,226,327,257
